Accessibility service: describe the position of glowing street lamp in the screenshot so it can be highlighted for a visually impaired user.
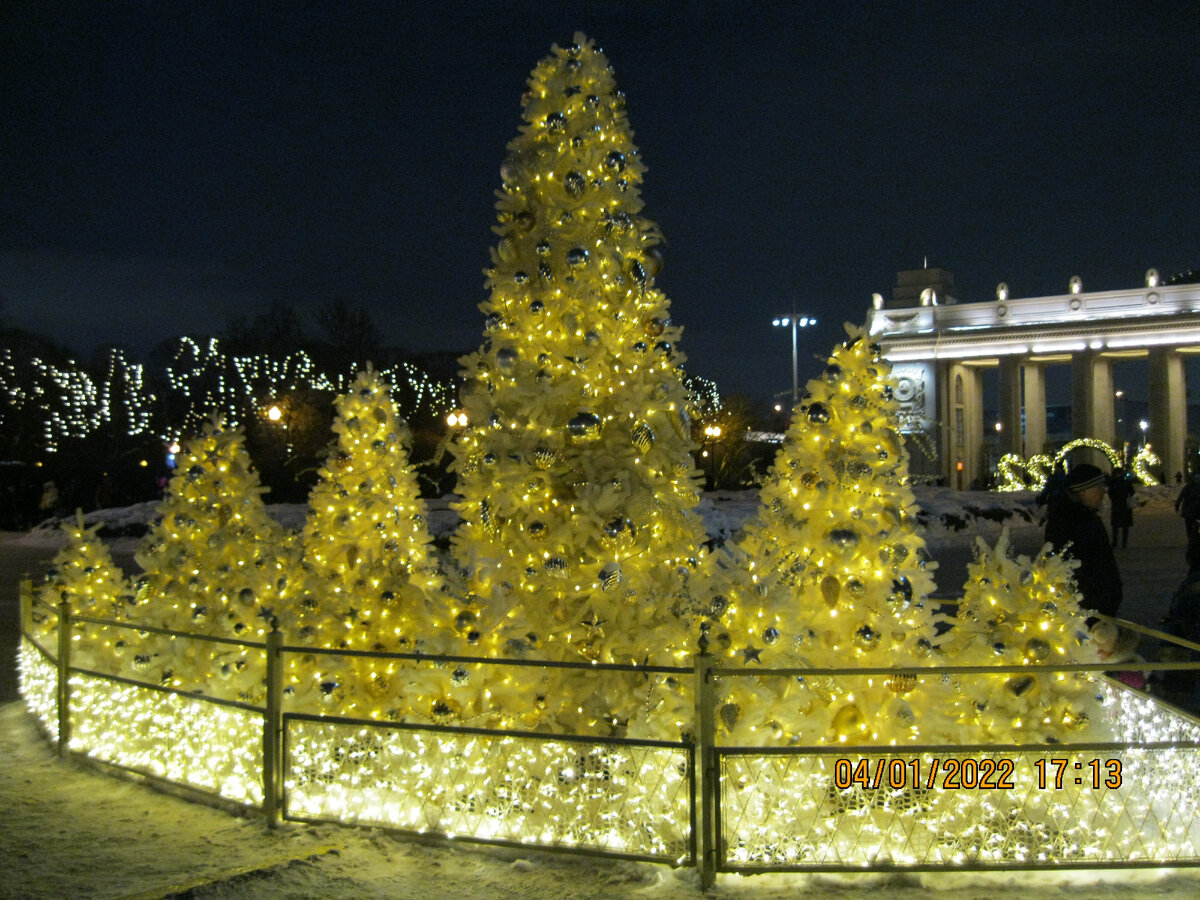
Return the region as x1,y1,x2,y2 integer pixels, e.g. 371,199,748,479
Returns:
703,423,722,489
266,405,283,423
771,314,817,405
446,410,469,429
1140,419,1149,447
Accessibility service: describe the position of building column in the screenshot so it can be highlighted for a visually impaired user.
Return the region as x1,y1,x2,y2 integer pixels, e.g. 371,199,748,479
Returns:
1149,348,1186,481
1022,362,1047,456
966,366,984,486
940,363,984,488
997,356,1023,456
1071,352,1115,465
937,362,955,486
1093,359,1115,448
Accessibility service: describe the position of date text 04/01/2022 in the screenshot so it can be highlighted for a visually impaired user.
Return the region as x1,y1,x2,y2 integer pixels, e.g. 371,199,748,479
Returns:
832,757,1124,791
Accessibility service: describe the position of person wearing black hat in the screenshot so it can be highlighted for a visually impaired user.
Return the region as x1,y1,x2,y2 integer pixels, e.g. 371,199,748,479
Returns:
1044,462,1123,617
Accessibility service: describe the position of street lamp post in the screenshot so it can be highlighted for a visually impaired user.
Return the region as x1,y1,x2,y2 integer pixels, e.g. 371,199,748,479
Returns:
771,314,817,405
703,424,722,490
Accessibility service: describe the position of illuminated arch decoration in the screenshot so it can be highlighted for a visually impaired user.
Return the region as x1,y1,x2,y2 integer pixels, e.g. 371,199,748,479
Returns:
1132,444,1162,486
995,438,1160,491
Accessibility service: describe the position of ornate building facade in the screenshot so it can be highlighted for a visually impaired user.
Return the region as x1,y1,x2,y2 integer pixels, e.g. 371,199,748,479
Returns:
868,268,1200,488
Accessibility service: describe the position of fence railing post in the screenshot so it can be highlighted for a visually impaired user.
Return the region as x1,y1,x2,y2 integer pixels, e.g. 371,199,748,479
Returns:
19,579,32,640
695,650,717,889
263,624,284,827
56,598,72,758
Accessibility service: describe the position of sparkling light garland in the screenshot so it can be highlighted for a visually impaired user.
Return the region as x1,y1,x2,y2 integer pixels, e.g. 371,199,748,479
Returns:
0,337,454,456
996,439,1161,491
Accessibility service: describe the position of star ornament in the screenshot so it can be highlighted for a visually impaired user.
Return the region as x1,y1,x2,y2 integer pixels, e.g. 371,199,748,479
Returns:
742,645,763,665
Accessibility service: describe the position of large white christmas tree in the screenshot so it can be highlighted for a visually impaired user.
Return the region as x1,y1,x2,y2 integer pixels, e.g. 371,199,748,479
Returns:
448,34,708,733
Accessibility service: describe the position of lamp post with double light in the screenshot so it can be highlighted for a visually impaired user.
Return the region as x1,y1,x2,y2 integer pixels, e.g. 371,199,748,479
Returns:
771,314,817,405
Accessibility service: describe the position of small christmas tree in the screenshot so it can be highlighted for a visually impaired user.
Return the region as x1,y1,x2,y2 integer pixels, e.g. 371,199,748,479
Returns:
134,416,290,701
32,512,135,674
711,325,944,745
285,368,453,719
448,35,707,733
938,529,1107,743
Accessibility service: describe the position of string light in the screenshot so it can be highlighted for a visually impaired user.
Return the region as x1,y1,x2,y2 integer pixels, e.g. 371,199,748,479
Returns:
0,338,455,456
996,438,1161,491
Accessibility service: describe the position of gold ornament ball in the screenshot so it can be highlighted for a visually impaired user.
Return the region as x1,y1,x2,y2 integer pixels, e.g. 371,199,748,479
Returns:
1023,638,1051,661
819,574,840,608
832,704,865,738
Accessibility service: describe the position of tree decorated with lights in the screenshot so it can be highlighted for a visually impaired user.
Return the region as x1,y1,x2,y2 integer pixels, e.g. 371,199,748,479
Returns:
134,416,291,701
32,513,136,672
709,325,947,745
449,34,707,732
936,529,1107,743
284,367,454,718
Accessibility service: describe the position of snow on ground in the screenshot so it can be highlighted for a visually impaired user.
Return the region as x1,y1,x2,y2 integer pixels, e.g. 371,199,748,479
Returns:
5,485,1199,898
12,484,1083,549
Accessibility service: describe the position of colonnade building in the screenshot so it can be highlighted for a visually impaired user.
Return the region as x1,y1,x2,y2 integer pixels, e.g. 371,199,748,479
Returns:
867,267,1200,489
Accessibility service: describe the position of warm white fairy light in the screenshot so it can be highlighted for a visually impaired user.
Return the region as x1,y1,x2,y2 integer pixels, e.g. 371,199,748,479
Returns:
286,718,691,861
167,337,454,434
24,626,1200,869
0,348,155,452
996,438,1161,491
68,674,264,805
719,681,1200,869
18,639,59,741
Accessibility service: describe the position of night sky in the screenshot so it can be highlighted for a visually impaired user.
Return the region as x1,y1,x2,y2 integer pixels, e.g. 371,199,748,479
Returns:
2,2,1197,402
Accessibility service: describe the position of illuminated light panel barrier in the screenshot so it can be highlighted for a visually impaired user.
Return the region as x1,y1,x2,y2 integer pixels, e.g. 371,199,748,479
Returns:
283,714,693,863
69,673,265,805
19,636,264,806
18,636,59,742
17,602,1200,883
709,677,1200,874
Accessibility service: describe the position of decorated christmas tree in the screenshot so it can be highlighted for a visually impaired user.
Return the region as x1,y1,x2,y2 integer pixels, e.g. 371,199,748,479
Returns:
710,325,946,745
285,367,453,719
937,529,1107,743
448,35,708,732
134,416,290,701
31,512,135,673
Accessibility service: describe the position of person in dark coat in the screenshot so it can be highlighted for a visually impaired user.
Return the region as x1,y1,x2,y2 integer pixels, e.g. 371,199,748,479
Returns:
1175,472,1200,551
1107,466,1135,549
1037,461,1070,514
1045,463,1123,618
1158,544,1200,704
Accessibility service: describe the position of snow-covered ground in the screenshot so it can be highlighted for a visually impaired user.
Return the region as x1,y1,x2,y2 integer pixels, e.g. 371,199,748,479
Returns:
5,485,1198,898
16,484,1049,544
